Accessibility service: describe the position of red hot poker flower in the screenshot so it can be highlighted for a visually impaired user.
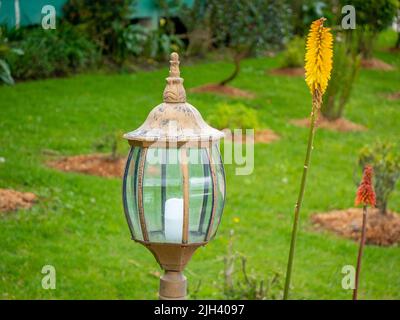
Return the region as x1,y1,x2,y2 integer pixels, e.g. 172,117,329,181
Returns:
355,165,376,207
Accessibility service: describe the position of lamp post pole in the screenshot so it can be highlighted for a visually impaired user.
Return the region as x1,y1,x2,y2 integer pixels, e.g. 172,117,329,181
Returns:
159,271,187,300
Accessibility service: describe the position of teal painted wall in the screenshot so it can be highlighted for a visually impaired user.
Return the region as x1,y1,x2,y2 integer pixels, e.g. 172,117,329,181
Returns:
0,0,195,29
0,0,66,28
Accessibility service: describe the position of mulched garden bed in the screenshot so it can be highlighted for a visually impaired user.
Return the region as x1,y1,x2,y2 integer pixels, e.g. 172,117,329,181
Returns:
47,154,125,178
222,128,280,144
386,92,400,101
0,189,37,213
268,67,304,77
311,208,400,246
190,84,255,98
361,58,394,71
290,116,366,132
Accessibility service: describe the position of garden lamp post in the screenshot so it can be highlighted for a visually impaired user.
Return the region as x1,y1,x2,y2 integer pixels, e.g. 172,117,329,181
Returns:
122,53,226,300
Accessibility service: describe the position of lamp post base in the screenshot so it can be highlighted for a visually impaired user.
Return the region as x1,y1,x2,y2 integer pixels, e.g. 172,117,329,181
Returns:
159,271,187,300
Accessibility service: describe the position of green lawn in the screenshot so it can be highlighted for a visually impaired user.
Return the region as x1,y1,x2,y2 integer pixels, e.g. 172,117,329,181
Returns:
0,31,399,300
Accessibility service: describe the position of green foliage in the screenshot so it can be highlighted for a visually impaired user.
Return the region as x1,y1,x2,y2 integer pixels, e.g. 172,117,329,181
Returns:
280,36,305,68
210,0,291,53
145,29,184,61
359,142,400,215
0,59,13,85
114,24,149,62
322,35,361,120
7,25,99,80
289,0,334,36
396,10,400,49
207,103,260,130
113,22,184,63
222,231,283,300
340,0,398,57
0,28,23,85
209,0,292,85
63,0,133,57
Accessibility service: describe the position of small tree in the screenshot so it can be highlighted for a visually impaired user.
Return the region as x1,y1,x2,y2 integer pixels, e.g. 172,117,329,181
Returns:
339,0,398,58
209,0,291,86
179,0,212,57
321,33,361,121
359,141,400,215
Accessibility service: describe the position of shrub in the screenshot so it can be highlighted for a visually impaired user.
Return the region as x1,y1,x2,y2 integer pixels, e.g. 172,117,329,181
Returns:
7,25,99,80
207,103,260,131
321,34,361,120
63,0,133,57
280,36,305,68
144,28,184,61
209,0,291,86
113,19,184,63
114,23,149,62
0,27,23,85
359,141,400,215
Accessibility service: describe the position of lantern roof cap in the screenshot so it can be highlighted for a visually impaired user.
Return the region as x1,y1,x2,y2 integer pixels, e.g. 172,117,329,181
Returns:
123,53,224,145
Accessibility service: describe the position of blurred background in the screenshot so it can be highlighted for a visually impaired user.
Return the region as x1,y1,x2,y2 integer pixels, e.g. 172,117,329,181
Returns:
0,0,399,299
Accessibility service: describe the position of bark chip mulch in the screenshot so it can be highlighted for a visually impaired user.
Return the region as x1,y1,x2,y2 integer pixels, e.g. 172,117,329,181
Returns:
223,128,280,144
269,67,304,77
361,58,394,71
290,116,366,132
48,154,126,178
190,84,255,98
311,208,400,246
0,189,37,213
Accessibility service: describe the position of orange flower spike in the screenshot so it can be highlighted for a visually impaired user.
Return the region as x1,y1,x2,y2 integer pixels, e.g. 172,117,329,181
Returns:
355,165,376,207
305,18,333,95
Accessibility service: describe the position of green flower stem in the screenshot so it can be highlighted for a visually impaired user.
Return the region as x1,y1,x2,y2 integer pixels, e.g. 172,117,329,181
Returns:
283,91,320,300
353,205,368,300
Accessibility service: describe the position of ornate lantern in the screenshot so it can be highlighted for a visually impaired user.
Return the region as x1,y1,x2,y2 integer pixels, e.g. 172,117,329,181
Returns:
122,53,226,299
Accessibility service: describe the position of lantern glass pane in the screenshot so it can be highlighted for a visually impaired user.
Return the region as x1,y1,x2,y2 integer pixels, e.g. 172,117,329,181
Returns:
122,147,143,241
210,144,226,239
143,148,183,243
142,148,164,241
188,148,213,243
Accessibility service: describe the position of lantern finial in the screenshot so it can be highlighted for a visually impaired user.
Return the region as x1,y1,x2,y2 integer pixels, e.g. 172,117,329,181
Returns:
163,52,186,103
169,52,180,77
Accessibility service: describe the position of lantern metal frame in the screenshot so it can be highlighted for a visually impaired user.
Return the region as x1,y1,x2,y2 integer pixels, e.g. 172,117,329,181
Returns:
122,53,225,299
